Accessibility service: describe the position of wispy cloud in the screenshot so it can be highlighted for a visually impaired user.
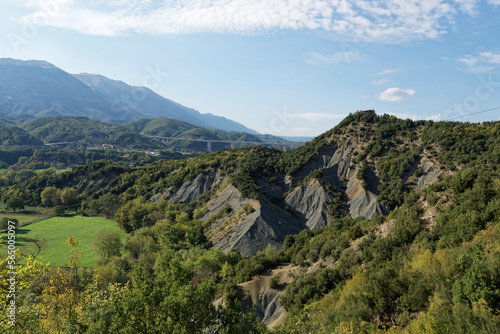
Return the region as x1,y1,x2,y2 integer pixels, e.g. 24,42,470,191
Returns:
17,0,494,43
371,79,390,85
378,87,416,102
458,51,500,73
426,114,443,121
379,68,399,75
384,111,441,121
481,52,500,64
306,51,363,64
453,0,478,15
290,113,347,122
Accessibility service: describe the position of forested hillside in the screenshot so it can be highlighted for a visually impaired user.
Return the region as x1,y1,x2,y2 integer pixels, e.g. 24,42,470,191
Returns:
124,117,292,151
0,116,297,170
1,111,499,333
20,116,164,148
0,125,43,146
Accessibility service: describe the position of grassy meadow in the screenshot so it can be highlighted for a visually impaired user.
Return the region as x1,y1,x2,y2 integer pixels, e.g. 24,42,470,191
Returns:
1,216,128,267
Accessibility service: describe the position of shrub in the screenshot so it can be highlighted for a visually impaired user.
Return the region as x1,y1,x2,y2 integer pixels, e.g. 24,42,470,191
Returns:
269,275,280,289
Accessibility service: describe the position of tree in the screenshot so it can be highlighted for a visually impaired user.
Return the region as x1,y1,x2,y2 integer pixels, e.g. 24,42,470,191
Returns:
269,275,281,289
26,236,48,259
41,187,61,207
60,187,78,207
0,218,17,231
0,255,49,332
53,206,65,216
98,193,121,219
93,228,122,258
86,260,217,334
6,197,24,212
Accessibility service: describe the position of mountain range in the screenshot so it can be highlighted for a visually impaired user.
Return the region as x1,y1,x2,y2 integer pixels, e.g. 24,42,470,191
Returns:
0,58,257,133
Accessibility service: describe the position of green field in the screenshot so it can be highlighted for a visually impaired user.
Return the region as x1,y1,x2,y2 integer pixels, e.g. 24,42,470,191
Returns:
1,216,128,267
0,206,54,225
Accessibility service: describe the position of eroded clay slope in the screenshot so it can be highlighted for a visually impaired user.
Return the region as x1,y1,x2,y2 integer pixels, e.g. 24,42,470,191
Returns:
284,179,333,229
203,184,304,257
151,171,223,203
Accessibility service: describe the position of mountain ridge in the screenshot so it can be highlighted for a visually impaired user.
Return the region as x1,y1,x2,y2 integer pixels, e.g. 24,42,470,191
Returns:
8,111,499,258
0,58,257,133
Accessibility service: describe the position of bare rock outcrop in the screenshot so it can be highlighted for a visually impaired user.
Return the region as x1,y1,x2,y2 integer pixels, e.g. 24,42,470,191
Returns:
289,136,388,220
204,185,304,257
237,258,336,328
151,171,223,203
212,198,305,257
417,156,442,190
346,179,388,219
284,179,333,229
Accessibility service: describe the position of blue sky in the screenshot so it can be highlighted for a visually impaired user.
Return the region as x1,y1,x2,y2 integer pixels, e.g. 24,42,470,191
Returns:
1,0,500,136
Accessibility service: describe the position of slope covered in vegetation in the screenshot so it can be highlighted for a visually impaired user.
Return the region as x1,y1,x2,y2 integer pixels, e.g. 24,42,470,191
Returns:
19,116,164,148
0,125,43,146
1,112,499,333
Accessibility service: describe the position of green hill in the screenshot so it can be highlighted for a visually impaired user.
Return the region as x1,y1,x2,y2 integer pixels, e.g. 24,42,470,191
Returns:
19,116,163,149
124,117,293,151
125,117,197,137
2,111,500,333
0,125,43,146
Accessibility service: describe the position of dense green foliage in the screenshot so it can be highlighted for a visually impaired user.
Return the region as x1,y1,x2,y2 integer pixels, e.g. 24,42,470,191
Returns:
19,116,163,148
421,121,500,168
0,145,188,170
1,112,500,333
274,168,500,333
0,125,42,146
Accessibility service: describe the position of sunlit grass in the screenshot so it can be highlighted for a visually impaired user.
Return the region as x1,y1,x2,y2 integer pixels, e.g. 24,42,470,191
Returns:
1,216,128,267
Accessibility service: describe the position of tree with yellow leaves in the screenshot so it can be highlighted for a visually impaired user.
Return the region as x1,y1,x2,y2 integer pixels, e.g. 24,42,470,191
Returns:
0,235,49,333
38,236,86,333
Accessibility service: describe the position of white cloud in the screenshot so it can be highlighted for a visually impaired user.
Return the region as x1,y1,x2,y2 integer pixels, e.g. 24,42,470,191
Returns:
426,114,443,121
458,51,500,72
384,112,441,121
379,68,399,75
458,55,478,67
17,0,492,43
290,113,347,122
488,0,500,5
480,52,500,64
371,78,390,85
378,87,416,102
306,51,363,64
453,0,478,15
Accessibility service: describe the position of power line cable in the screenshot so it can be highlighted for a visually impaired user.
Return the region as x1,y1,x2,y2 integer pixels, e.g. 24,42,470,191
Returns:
445,106,500,121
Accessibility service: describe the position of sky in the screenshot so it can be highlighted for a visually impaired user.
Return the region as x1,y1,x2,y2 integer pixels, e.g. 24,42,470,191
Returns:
1,0,500,137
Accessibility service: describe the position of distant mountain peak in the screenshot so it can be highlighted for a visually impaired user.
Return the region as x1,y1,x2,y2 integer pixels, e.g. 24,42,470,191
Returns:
0,58,57,69
0,58,258,134
76,73,103,87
